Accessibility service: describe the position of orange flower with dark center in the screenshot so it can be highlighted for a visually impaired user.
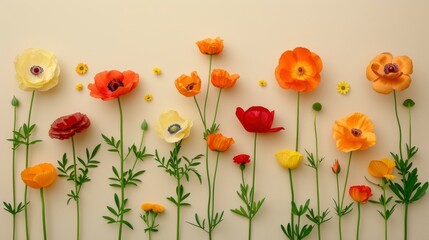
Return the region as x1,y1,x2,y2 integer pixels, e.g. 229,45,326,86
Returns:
21,163,57,189
206,133,235,152
211,69,240,89
366,52,413,94
196,37,224,55
368,158,396,180
275,47,323,92
88,70,139,101
174,71,201,97
349,185,372,203
333,112,376,152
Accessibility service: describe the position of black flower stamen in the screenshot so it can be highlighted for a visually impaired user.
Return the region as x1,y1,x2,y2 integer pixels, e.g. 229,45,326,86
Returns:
168,123,182,134
30,66,44,76
107,79,124,92
384,63,399,74
351,128,362,137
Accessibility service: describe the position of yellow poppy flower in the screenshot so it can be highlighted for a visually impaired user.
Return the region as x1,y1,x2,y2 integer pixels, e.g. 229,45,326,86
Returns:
275,150,303,170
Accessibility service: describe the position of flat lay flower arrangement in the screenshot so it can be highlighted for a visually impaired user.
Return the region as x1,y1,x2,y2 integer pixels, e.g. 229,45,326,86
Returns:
2,38,428,240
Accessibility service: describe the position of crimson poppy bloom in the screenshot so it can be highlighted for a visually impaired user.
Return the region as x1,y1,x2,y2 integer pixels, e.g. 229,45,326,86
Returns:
233,154,251,165
236,106,284,133
49,112,90,140
88,70,139,101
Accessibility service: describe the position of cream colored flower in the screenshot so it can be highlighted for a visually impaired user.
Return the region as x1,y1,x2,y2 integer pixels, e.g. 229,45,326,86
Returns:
15,48,60,91
155,110,192,143
275,150,303,170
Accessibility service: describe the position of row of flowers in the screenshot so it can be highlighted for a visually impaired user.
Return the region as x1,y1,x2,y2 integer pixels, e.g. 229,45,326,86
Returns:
3,37,427,240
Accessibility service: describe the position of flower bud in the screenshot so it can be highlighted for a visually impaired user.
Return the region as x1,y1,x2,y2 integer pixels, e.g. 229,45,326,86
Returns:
403,99,415,108
141,120,148,131
332,160,340,174
11,96,19,107
312,102,322,112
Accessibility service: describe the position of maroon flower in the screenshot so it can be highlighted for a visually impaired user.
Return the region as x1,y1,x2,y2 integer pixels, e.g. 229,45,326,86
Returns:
49,112,91,140
236,106,284,133
233,154,251,165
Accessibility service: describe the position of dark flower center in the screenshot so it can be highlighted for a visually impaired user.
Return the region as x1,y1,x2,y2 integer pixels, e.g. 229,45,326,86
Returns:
186,83,196,91
30,66,43,76
384,63,399,74
168,123,182,134
107,79,124,92
297,66,305,75
351,128,362,137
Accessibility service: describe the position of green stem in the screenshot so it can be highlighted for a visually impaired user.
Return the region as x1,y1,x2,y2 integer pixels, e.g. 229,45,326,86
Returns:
404,203,408,240
130,128,146,173
339,151,353,240
117,97,125,240
40,188,47,240
381,180,388,240
295,92,300,152
407,105,412,151
393,91,403,161
210,152,221,236
356,203,360,240
193,96,207,131
205,143,212,239
336,174,342,240
288,168,295,240
248,133,258,240
71,137,80,240
211,88,222,128
203,55,213,125
24,90,36,240
175,142,182,240
176,183,181,240
12,98,18,240
314,109,321,240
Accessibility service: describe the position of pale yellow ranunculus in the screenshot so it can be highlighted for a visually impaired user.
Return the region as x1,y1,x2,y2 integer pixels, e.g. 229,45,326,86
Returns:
155,110,192,143
15,48,60,91
275,150,303,170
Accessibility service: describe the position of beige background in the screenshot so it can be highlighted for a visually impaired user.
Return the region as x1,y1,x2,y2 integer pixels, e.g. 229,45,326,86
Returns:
1,0,428,239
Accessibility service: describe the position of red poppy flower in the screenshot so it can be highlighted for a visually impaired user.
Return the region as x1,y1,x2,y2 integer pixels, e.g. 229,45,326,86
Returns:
236,106,284,133
349,185,372,203
88,70,139,101
233,154,251,165
49,112,90,140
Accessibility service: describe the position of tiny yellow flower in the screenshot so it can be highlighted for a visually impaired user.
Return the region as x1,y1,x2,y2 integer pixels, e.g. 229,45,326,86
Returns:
141,203,153,212
258,79,267,87
151,204,165,214
75,63,88,75
75,83,84,91
144,94,153,102
337,81,350,95
153,67,161,75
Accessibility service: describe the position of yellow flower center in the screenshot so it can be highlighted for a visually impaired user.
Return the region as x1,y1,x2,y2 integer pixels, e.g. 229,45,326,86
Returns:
107,79,124,92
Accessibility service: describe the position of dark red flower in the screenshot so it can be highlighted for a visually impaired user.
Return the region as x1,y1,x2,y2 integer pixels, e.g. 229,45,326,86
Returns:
49,112,91,140
236,106,284,133
233,154,251,165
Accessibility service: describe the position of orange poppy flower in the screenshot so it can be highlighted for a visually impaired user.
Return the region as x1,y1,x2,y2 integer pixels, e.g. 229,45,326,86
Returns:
349,185,372,203
368,158,396,180
88,70,139,101
196,37,224,55
206,133,235,152
174,71,201,97
333,112,376,152
21,163,57,189
275,47,323,92
366,52,413,94
211,69,240,89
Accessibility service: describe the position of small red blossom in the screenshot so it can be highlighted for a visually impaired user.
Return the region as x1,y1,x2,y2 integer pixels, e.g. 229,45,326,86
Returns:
49,112,91,140
233,154,251,165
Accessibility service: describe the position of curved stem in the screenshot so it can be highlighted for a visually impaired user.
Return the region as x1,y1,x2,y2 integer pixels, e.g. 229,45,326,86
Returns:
211,88,222,128
210,152,221,235
117,97,125,240
203,55,213,125
24,90,36,240
393,91,403,160
339,151,353,240
356,203,361,240
40,188,47,240
12,99,18,240
205,143,212,239
130,128,146,173
71,137,80,240
193,96,207,131
381,180,388,240
248,133,258,240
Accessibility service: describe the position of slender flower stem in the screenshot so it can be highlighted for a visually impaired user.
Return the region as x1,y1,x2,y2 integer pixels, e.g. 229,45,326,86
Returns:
339,151,353,240
336,174,342,240
210,152,221,237
248,133,258,240
117,97,125,240
407,105,412,148
11,98,18,240
313,109,321,240
205,143,213,240
24,90,36,240
295,92,300,152
211,89,222,128
288,169,295,240
381,180,388,240
404,203,409,240
130,128,146,173
40,188,47,240
176,181,181,240
393,91,403,160
193,97,207,131
356,203,361,240
203,55,213,124
71,137,80,240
